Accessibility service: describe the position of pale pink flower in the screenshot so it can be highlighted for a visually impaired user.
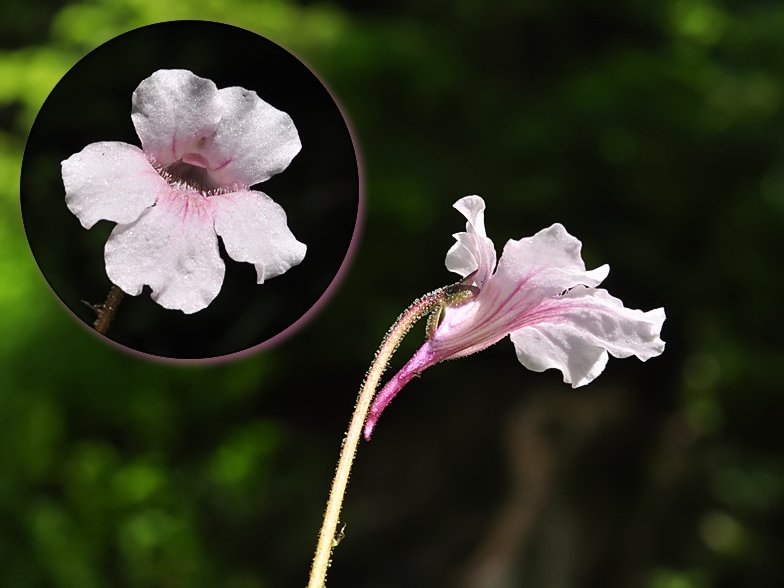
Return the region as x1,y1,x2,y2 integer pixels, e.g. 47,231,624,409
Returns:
365,196,665,439
63,69,306,314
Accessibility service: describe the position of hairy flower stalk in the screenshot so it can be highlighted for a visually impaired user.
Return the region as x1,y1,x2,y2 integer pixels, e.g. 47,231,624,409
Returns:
307,281,477,588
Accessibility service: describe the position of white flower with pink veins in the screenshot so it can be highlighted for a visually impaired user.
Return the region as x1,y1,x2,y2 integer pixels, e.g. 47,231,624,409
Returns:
365,195,666,438
62,69,306,314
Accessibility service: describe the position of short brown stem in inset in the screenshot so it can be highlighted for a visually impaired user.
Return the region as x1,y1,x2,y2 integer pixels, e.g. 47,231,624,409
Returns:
94,284,124,335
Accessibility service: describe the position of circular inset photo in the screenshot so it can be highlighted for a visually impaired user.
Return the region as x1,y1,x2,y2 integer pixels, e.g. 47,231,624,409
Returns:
21,21,361,361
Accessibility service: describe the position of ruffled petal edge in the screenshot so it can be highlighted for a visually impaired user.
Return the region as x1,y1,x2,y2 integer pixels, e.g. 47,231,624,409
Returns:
206,86,301,188
509,286,665,387
212,189,306,283
63,142,167,229
445,195,497,287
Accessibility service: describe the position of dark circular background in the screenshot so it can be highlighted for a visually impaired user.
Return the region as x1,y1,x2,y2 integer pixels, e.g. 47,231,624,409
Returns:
20,21,360,360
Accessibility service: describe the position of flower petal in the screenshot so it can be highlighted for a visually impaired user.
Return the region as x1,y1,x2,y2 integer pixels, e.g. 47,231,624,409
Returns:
432,223,610,361
510,327,609,387
131,70,222,167
205,87,301,188
509,286,665,387
445,196,497,287
63,142,168,229
212,189,306,283
104,188,225,314
497,223,608,299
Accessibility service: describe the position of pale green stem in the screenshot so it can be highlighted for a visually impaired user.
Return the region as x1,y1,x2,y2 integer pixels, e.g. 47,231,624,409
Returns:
306,289,446,588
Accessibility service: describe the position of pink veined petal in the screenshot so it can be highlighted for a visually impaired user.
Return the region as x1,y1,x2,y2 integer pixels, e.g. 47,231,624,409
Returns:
104,188,225,314
206,86,301,188
431,223,611,362
509,285,666,387
445,196,497,287
63,142,168,229
429,298,508,362
497,223,608,300
131,70,222,167
212,189,306,283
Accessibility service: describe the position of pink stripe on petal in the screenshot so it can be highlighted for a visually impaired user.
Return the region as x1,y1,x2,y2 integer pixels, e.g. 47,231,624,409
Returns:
105,187,225,314
208,86,302,188
131,70,222,167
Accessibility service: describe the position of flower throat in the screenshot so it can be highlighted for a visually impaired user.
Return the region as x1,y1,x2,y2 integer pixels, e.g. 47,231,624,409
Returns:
159,157,223,195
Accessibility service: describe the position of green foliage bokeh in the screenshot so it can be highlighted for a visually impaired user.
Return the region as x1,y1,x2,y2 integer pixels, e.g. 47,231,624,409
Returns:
2,0,784,587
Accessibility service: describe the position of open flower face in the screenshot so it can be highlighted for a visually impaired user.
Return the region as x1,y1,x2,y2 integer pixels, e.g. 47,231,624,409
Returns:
62,69,306,314
365,196,665,438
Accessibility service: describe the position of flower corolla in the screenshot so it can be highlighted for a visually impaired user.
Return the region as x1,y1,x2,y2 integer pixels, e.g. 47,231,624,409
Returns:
63,69,306,314
365,195,665,438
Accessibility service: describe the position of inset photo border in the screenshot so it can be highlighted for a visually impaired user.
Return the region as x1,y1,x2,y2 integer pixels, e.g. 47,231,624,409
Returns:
21,21,361,361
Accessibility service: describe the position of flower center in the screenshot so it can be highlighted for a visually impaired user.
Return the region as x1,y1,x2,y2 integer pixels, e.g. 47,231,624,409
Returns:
161,155,220,195
182,152,209,168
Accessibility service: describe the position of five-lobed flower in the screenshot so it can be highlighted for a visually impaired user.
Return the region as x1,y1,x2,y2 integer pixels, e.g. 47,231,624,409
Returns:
63,69,306,314
364,195,666,439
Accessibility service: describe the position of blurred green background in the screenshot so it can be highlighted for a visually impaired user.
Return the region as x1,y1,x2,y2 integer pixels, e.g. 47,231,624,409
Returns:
2,1,783,587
